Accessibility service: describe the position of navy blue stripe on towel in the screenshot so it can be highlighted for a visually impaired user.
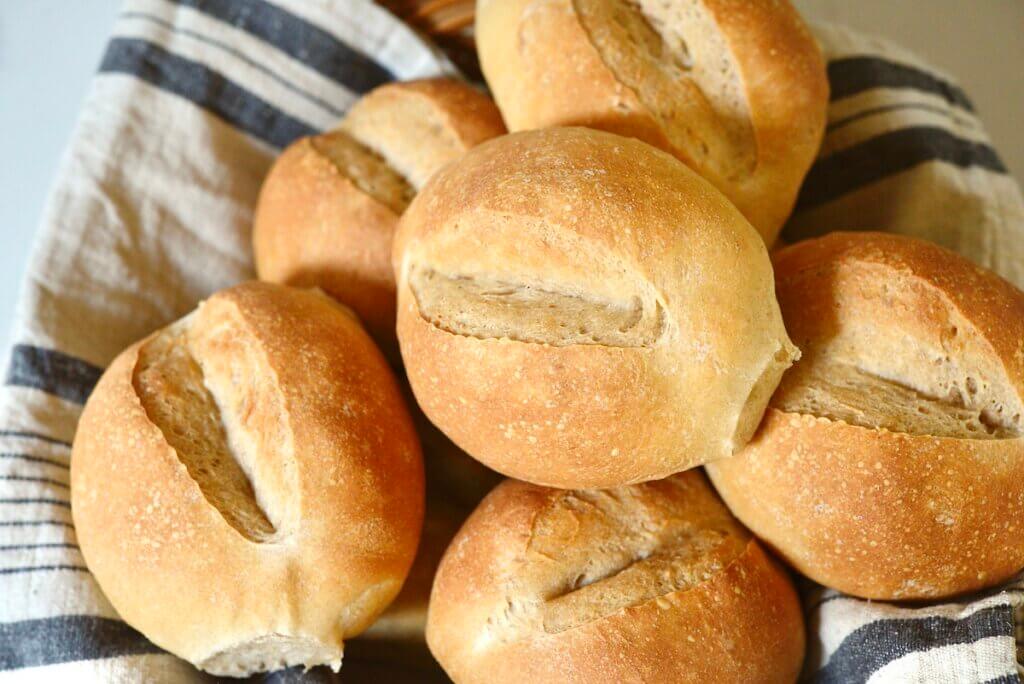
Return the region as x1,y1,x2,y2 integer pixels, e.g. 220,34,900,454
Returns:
0,453,69,470
4,345,102,405
0,499,71,509
817,605,1014,684
0,431,71,448
120,10,346,118
828,57,975,112
174,0,395,93
0,616,160,670
99,37,316,148
789,126,1006,222
0,565,88,577
981,676,1022,684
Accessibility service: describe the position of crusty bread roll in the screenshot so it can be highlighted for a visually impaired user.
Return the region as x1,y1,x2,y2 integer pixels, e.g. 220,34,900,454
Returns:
707,232,1024,600
71,282,424,676
476,0,828,244
426,471,806,683
394,126,798,488
253,78,505,356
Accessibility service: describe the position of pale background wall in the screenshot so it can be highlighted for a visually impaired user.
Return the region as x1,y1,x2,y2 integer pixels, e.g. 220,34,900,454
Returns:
1,1,1022,339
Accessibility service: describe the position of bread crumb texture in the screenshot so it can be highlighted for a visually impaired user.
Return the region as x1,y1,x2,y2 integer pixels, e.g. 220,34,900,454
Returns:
409,265,665,347
774,255,1024,439
574,0,755,179
310,130,414,213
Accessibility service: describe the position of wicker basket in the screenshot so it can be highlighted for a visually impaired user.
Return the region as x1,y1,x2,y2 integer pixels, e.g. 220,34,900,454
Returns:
378,0,481,77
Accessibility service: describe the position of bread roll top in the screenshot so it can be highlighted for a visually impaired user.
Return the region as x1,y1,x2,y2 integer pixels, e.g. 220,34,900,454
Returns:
476,0,828,242
72,283,424,675
708,233,1024,600
341,78,508,190
772,231,1024,438
395,126,797,488
426,471,805,683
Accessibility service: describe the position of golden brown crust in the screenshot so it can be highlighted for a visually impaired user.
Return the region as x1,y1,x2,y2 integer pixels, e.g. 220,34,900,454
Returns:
426,472,805,683
71,282,424,674
254,136,400,354
340,78,507,191
476,0,828,243
395,127,797,488
709,410,1024,600
707,232,1024,600
354,79,508,169
253,79,506,358
772,232,1024,394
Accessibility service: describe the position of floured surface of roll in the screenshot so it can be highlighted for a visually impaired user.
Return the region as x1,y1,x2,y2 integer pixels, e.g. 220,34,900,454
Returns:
476,0,828,243
708,232,1024,599
71,282,424,676
426,471,805,683
395,127,797,488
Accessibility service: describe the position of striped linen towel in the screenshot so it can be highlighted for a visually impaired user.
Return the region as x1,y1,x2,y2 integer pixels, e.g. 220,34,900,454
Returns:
0,2,1020,682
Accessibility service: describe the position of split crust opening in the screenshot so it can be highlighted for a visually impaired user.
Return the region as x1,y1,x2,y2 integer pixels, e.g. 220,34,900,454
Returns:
409,265,666,347
133,312,297,542
310,130,415,214
573,0,756,180
775,360,1021,439
772,265,1024,440
500,479,748,636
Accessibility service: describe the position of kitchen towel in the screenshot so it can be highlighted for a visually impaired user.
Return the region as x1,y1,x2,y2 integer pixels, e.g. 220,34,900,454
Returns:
0,2,1020,682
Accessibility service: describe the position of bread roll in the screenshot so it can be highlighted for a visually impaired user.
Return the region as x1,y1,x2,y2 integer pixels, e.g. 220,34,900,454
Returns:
426,471,806,683
476,0,828,243
707,232,1024,600
253,78,506,356
71,282,424,676
394,126,798,488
